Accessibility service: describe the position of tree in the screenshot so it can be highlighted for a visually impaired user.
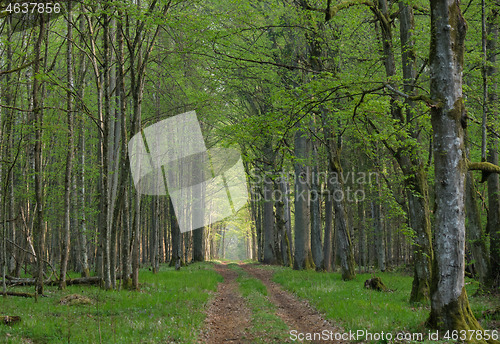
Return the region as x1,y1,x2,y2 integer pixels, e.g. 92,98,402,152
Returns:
59,0,75,290
32,14,47,296
426,0,487,334
293,124,314,270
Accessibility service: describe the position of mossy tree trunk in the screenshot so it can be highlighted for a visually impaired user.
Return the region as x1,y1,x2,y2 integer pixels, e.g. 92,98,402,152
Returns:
427,0,489,336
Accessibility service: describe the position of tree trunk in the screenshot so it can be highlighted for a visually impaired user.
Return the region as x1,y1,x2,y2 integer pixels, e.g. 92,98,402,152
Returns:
293,126,314,270
486,10,500,289
426,0,486,334
169,197,182,269
76,14,89,279
279,175,292,266
59,1,74,290
311,164,324,270
465,171,489,283
371,198,386,272
32,15,46,296
193,227,204,262
323,173,334,272
263,173,276,264
357,199,366,273
399,0,434,303
323,123,355,280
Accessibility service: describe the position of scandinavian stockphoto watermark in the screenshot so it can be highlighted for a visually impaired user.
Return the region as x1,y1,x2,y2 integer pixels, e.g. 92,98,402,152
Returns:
128,111,248,233
248,170,378,203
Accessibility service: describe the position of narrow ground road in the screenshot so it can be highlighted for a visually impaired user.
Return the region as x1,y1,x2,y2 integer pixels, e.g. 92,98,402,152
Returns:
200,263,345,343
198,263,253,343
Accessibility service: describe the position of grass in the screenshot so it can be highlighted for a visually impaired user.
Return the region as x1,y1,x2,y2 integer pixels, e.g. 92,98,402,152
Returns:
0,262,222,344
272,267,500,343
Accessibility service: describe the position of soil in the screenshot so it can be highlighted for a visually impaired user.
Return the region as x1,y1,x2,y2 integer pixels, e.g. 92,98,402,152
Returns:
198,263,253,343
199,263,346,344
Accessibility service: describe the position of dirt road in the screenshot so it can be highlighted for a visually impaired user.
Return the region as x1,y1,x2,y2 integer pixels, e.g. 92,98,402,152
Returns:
199,263,344,343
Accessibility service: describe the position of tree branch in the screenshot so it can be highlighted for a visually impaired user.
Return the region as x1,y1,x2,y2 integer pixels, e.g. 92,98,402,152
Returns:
0,58,42,76
468,161,500,173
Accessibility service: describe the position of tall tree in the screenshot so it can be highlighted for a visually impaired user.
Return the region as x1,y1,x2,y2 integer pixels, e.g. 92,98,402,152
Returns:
486,9,500,289
293,124,314,269
32,14,47,296
426,0,486,333
59,0,75,290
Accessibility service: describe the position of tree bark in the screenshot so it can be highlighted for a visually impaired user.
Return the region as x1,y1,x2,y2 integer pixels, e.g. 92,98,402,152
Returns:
426,0,486,334
486,10,500,289
263,142,277,264
169,197,182,269
465,171,489,283
32,15,46,296
311,163,324,270
294,126,314,270
323,172,334,272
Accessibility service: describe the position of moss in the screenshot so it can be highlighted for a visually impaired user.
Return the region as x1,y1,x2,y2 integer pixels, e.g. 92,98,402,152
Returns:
121,277,133,290
410,270,430,303
305,250,316,270
427,288,499,344
81,268,90,279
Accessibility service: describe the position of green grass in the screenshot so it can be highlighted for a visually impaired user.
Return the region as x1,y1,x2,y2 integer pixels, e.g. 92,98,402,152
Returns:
0,262,222,344
272,268,500,342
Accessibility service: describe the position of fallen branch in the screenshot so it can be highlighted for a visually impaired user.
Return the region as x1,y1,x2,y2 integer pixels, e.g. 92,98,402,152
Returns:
1,291,34,298
4,275,104,287
62,277,101,286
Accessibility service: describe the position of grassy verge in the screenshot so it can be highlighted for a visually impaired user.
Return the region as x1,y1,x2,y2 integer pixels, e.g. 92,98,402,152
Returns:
0,262,221,344
272,267,499,343
227,263,289,343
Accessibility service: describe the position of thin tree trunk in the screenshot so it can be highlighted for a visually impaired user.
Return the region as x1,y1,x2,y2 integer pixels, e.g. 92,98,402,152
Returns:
323,173,334,272
486,10,500,289
399,0,434,303
293,126,314,270
311,164,323,270
169,197,182,269
357,199,366,273
59,1,74,289
32,15,46,296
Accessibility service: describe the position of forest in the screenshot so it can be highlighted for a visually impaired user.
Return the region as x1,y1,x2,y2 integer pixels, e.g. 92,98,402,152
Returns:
0,0,499,343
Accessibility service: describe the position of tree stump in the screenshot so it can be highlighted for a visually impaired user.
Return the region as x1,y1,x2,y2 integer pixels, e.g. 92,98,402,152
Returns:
364,277,388,291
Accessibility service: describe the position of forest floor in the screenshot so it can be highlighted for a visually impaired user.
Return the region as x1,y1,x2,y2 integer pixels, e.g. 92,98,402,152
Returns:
0,262,498,343
199,262,343,343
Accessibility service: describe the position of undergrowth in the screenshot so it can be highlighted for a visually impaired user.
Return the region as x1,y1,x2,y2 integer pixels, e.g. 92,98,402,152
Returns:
0,262,221,344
